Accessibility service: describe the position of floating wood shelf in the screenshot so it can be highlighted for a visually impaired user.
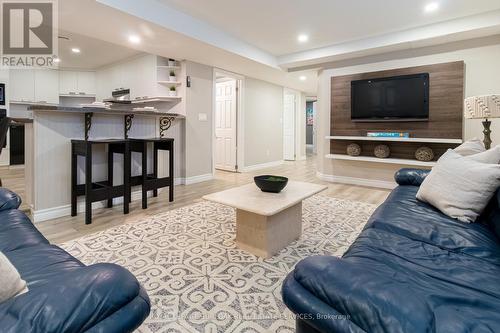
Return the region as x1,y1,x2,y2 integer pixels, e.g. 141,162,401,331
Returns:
59,94,96,98
157,81,182,86
131,97,181,104
10,101,59,106
325,154,437,167
326,136,463,144
157,65,181,70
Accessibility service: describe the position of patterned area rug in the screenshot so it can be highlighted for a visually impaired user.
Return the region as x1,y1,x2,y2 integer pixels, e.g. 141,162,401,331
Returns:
60,195,376,333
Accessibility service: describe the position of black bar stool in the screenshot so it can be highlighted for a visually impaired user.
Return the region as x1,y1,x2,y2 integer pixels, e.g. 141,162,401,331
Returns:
127,138,174,209
71,139,130,225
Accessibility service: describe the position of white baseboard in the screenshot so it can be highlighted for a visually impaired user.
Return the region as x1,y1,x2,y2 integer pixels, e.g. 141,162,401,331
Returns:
241,160,284,172
33,189,153,223
32,174,213,223
180,173,214,185
316,172,397,190
9,164,25,170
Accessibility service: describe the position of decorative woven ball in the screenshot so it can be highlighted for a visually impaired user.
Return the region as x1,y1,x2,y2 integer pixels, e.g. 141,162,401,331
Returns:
346,143,361,156
374,145,390,158
415,146,434,162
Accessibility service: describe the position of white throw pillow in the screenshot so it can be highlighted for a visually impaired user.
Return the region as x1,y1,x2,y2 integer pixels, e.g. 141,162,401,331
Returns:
416,149,500,223
454,138,485,156
0,252,28,303
467,145,500,164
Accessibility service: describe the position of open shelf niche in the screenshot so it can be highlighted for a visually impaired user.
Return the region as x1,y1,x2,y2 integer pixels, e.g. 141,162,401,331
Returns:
155,57,183,98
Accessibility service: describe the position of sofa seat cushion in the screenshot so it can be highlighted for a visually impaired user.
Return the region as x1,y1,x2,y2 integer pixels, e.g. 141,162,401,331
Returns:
0,263,148,333
293,228,500,333
366,186,500,263
0,210,48,253
4,245,84,289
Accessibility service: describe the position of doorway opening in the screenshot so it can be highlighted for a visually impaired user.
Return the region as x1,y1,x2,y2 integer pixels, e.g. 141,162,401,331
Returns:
283,88,307,161
213,70,243,173
306,98,317,156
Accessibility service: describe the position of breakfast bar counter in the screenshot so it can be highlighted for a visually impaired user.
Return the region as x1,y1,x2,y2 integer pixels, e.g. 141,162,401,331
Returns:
24,105,184,222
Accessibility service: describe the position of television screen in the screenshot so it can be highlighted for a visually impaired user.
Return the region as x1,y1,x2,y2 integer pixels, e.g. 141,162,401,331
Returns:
351,73,429,122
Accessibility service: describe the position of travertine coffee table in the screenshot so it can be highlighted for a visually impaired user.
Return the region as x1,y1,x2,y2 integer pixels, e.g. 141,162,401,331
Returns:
203,181,327,258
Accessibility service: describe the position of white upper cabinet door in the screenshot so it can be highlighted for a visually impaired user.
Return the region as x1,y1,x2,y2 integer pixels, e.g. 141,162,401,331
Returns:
96,67,112,101
131,55,156,99
76,71,96,95
34,69,59,104
59,71,78,95
10,69,35,102
109,65,123,91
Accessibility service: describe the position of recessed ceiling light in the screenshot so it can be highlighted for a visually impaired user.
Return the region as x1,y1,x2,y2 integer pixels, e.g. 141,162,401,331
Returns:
71,47,80,54
299,76,307,81
128,35,141,44
297,34,309,43
424,2,439,12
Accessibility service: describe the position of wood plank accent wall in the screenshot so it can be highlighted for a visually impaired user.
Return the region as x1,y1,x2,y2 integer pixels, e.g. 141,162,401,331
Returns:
330,61,465,160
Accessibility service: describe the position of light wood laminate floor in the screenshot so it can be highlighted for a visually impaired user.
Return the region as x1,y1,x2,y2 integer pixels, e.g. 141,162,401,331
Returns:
0,156,390,244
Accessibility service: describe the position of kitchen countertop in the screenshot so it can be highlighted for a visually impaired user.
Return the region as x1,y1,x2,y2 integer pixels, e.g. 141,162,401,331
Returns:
28,105,185,118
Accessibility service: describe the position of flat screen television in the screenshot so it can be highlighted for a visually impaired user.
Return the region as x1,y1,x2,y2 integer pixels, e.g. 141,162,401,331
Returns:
351,73,429,122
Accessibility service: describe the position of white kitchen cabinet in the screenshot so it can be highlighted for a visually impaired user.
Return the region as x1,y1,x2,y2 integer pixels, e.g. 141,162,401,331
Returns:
59,71,96,96
95,55,183,102
10,69,35,102
76,72,96,95
10,69,58,104
109,66,124,91
59,71,78,95
130,55,156,100
34,69,59,104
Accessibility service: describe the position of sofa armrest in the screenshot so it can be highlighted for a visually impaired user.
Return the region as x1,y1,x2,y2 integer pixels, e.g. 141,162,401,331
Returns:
282,273,366,333
0,263,150,333
0,188,22,212
394,168,431,187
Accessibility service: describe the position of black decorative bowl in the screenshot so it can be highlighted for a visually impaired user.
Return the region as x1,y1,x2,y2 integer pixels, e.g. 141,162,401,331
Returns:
254,175,289,193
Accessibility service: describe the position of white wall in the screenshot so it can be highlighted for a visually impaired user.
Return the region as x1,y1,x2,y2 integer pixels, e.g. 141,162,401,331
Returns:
317,37,500,186
184,61,214,180
244,78,284,167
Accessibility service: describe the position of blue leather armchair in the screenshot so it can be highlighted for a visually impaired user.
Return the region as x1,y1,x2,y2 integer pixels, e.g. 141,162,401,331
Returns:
282,168,500,333
0,188,150,332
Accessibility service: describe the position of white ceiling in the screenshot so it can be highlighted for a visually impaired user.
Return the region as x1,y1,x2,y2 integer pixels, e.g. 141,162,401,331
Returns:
57,31,142,69
59,0,318,94
58,0,500,95
158,0,500,56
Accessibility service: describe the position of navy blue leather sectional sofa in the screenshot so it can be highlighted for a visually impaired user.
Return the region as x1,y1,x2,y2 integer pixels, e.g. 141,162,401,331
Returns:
0,188,150,332
283,168,500,333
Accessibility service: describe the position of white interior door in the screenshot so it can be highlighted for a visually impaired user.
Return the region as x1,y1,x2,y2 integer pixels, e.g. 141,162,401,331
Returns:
215,80,237,171
283,93,296,161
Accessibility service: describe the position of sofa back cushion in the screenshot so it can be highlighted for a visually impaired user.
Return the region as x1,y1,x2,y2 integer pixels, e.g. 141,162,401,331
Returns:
480,190,500,240
454,138,486,156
